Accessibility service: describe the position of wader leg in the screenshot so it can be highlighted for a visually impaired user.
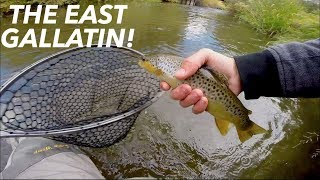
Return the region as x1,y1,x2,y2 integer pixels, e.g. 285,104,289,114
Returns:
1,137,104,179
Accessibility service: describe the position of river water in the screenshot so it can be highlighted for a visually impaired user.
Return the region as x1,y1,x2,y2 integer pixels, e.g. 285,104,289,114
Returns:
1,0,319,178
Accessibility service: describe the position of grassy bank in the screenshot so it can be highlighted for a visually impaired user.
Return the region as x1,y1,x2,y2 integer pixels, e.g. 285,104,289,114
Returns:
200,0,225,9
226,0,320,43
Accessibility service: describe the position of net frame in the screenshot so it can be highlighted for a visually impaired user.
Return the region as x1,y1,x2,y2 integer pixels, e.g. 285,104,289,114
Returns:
0,45,163,139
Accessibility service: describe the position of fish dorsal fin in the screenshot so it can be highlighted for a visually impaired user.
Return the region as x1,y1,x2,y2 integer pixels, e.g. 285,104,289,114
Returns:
201,66,229,86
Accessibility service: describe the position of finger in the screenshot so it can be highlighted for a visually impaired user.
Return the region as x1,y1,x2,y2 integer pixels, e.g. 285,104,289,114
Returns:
160,81,171,91
175,48,212,80
179,89,204,108
170,84,192,101
192,97,208,114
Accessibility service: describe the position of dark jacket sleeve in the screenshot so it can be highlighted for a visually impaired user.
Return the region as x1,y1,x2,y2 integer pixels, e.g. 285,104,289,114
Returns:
234,38,320,99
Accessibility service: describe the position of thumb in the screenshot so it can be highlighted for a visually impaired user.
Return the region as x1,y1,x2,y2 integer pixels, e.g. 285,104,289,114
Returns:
175,61,199,80
175,49,209,80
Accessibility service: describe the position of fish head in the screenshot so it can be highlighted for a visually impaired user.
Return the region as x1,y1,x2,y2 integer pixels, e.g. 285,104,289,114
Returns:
138,55,164,76
139,54,182,76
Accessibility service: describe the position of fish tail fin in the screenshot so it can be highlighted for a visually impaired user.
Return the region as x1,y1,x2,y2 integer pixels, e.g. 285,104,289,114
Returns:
236,122,267,143
215,118,231,136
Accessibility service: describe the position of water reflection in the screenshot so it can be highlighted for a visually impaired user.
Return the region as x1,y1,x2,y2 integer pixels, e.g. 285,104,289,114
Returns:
213,11,271,55
179,7,224,56
82,91,289,178
241,98,320,178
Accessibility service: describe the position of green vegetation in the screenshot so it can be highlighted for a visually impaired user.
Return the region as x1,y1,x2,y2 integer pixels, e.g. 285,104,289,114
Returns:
200,0,225,9
226,0,320,43
0,0,79,15
227,0,301,36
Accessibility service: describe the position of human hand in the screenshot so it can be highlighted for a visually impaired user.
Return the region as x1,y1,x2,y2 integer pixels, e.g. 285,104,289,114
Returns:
160,48,242,114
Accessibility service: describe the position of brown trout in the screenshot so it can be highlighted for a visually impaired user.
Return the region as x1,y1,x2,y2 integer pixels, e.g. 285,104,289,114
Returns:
138,54,267,142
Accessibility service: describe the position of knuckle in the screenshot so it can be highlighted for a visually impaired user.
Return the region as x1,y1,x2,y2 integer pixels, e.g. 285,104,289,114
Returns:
180,84,188,89
183,58,193,64
180,95,195,107
192,107,202,114
192,106,200,114
201,97,208,104
179,100,189,108
180,84,192,94
170,90,179,100
170,85,191,100
171,94,180,101
160,82,167,90
192,97,208,114
192,89,203,98
182,59,198,70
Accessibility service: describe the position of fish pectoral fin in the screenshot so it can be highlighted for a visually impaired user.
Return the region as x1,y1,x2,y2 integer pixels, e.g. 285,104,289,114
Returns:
215,118,231,136
236,122,267,143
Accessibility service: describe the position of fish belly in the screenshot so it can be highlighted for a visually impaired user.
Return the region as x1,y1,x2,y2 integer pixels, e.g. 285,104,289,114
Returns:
207,100,237,123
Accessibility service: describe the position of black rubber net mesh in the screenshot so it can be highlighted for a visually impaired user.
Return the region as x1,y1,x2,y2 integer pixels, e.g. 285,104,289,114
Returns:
0,46,160,147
